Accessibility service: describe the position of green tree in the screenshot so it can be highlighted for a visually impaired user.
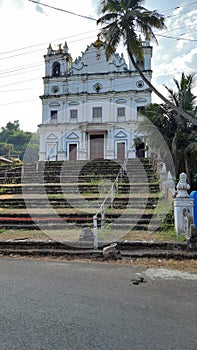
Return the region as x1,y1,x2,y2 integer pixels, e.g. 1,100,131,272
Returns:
0,121,39,161
0,143,13,157
97,0,196,125
141,73,197,189
0,120,20,143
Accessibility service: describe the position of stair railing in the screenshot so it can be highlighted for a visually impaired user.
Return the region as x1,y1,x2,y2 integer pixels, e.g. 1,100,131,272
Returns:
93,158,128,249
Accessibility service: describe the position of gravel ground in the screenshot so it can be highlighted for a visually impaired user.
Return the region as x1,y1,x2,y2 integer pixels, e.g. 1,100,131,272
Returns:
4,255,197,274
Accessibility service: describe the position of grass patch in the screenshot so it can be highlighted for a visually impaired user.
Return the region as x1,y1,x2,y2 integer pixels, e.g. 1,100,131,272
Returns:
124,228,186,242
0,226,186,243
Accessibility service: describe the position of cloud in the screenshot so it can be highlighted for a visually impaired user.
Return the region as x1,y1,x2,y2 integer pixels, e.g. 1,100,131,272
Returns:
151,3,197,103
0,0,24,8
12,0,24,8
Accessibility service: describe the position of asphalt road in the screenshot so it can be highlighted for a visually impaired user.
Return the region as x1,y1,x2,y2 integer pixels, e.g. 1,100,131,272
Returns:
0,258,196,350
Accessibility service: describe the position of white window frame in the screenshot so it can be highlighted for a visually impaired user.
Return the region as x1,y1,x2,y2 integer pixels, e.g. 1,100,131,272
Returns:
92,107,102,123
70,109,78,123
117,107,125,122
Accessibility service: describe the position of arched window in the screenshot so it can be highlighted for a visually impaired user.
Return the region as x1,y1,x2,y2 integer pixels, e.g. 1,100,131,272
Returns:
52,62,60,77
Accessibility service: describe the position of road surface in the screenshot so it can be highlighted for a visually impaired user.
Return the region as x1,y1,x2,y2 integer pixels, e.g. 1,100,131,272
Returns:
0,258,196,350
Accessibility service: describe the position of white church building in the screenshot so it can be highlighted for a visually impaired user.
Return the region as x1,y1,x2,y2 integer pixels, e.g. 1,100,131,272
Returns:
38,35,152,161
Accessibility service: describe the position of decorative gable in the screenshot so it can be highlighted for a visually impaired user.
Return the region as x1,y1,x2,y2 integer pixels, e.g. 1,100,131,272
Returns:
47,133,58,140
115,131,127,138
72,38,128,75
67,132,79,140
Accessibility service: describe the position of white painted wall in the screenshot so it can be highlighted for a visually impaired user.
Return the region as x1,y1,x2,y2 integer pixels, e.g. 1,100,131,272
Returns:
38,38,152,161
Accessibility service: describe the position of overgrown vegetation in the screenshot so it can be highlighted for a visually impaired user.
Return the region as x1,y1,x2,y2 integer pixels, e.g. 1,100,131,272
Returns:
140,73,197,190
0,120,39,162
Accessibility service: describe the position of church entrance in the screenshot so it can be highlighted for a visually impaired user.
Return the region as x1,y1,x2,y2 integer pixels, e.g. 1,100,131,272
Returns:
69,143,77,160
90,134,104,159
117,142,125,161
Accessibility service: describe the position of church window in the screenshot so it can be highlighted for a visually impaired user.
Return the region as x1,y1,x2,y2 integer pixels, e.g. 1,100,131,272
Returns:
137,106,144,120
52,62,60,77
136,80,144,88
93,82,102,93
117,107,125,122
50,110,58,123
70,109,78,123
51,85,59,93
92,107,102,123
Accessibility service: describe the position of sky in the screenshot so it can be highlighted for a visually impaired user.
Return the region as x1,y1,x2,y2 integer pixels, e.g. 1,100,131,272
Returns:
0,0,196,132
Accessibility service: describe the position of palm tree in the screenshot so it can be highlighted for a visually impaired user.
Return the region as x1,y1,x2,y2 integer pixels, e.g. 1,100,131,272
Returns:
164,73,197,184
97,0,197,125
141,73,197,188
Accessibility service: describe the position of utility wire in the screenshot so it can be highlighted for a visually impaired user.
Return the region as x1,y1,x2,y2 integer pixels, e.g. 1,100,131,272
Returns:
156,33,197,42
27,0,96,21
0,99,38,107
0,26,196,63
0,30,98,56
0,34,97,61
0,2,196,85
1,24,197,82
27,0,197,22
0,37,197,88
0,78,38,89
0,87,41,93
0,3,196,59
158,1,197,14
0,63,43,77
0,63,196,95
166,7,197,19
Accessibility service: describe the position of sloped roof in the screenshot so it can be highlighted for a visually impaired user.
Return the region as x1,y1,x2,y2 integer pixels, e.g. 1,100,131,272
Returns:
0,157,13,163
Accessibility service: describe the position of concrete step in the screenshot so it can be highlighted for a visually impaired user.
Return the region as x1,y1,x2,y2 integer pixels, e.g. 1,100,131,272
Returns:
0,216,161,231
1,158,158,184
0,158,164,232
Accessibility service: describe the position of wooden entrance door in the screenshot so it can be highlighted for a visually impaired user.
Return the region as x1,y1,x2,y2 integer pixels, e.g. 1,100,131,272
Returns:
90,135,104,159
117,142,125,160
69,144,77,160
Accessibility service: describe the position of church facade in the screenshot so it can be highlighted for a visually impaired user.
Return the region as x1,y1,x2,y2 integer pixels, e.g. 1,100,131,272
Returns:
38,36,152,161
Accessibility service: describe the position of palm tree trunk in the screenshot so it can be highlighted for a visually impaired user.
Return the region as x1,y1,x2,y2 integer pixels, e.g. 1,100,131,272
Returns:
171,130,179,177
184,155,191,185
128,50,197,125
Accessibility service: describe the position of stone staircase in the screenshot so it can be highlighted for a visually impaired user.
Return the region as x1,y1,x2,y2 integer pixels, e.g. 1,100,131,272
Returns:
0,159,163,239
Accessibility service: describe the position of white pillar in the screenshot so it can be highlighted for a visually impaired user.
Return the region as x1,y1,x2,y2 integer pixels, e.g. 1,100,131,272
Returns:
174,173,194,235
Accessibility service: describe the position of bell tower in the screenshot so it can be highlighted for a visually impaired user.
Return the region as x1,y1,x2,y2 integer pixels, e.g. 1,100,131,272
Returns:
44,41,72,78
129,38,152,71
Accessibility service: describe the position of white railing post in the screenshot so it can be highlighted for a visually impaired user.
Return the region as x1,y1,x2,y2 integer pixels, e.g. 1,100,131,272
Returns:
115,177,118,192
92,158,128,249
93,215,98,249
123,157,127,172
111,185,114,209
101,204,105,230
36,162,39,172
